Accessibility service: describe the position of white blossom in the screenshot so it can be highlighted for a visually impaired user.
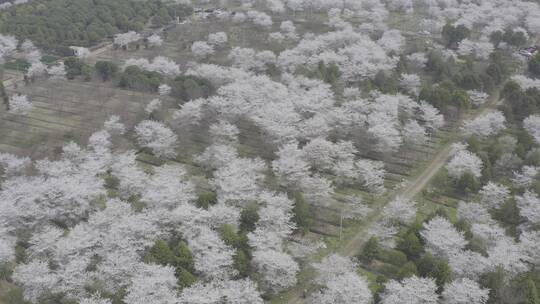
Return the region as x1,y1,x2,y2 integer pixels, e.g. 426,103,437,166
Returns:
47,62,67,80
446,149,483,179
135,120,177,158
382,196,417,225
124,264,178,304
380,276,438,304
208,32,228,47
468,90,489,105
516,191,540,224
421,216,467,257
192,41,215,60
479,182,509,208
114,31,141,47
462,111,506,138
441,278,489,304
147,34,163,48
251,249,299,293
524,115,540,145
145,98,162,114
158,84,171,96
8,94,32,115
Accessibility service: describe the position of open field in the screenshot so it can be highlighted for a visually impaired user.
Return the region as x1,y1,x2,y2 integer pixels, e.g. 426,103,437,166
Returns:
0,74,159,158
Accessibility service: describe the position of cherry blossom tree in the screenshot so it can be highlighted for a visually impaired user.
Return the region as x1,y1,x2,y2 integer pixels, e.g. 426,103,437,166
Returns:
356,159,386,192
299,174,335,204
251,249,299,293
468,90,489,106
253,191,296,239
47,62,67,80
195,144,239,171
124,56,180,76
446,147,483,179
134,120,177,158
380,276,438,304
462,111,506,138
247,10,273,28
523,115,540,145
512,165,539,189
104,115,126,135
0,153,30,177
0,228,16,263
278,28,398,81
382,196,417,225
191,41,215,60
179,279,263,304
310,270,372,304
520,230,540,265
24,48,42,64
211,157,266,204
79,294,112,304
511,75,540,90
124,264,178,304
448,250,491,280
441,278,489,304
280,20,298,40
280,20,295,33
377,29,405,53
486,237,529,275
368,222,399,248
516,191,540,224
457,38,494,60
0,140,109,231
0,34,17,63
407,52,428,69
172,98,206,126
269,32,285,43
147,34,163,48
145,98,162,114
232,11,247,23
12,260,59,302
368,118,403,153
403,120,428,146
420,216,467,257
27,61,47,78
312,254,358,285
419,101,445,133
272,141,310,187
114,31,141,48
209,120,240,144
479,182,509,208
208,32,228,47
158,84,171,96
266,0,285,13
400,73,422,95
228,47,276,72
457,202,493,225
140,164,195,209
386,0,413,13
8,94,32,115
302,138,356,171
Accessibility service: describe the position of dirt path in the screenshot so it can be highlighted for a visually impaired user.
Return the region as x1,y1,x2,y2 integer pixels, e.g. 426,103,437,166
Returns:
280,93,501,304
339,142,454,256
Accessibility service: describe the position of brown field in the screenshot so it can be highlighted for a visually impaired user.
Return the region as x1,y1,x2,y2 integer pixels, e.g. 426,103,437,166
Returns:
0,73,159,158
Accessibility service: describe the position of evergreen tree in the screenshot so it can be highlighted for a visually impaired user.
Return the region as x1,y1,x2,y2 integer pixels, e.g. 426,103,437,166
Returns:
361,237,381,263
